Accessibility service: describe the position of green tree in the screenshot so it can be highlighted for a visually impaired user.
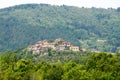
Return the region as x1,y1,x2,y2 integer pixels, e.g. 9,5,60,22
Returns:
14,59,35,80
0,51,17,79
86,53,120,79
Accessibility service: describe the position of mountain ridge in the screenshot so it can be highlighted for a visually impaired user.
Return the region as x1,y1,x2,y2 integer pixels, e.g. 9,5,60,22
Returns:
0,4,120,52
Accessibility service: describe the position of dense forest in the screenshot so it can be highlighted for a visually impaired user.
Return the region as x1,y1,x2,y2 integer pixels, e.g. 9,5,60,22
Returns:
0,4,120,52
0,50,120,80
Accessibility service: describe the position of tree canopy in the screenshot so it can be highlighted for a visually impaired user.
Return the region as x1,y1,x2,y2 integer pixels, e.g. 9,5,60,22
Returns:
0,51,120,80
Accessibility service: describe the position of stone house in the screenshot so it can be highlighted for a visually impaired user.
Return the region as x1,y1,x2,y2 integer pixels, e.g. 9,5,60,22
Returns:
56,45,66,51
55,38,64,43
70,46,79,51
62,42,72,47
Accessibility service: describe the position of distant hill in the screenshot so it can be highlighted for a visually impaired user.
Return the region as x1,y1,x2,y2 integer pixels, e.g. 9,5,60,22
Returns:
0,4,120,52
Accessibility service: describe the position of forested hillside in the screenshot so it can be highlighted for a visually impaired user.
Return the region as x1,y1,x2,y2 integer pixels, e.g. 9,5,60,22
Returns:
0,4,120,52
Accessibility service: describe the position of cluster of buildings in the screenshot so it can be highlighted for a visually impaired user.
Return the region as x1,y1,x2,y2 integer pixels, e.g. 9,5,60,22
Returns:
27,38,80,54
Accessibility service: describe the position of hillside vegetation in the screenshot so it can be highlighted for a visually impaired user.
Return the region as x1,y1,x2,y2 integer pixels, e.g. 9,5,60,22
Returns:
0,4,120,52
0,51,120,80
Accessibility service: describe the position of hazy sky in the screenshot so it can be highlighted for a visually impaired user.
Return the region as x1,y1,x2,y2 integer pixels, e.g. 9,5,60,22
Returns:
0,0,120,9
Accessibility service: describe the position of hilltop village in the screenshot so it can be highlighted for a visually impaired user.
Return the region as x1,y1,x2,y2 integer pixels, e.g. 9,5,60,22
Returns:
28,38,80,54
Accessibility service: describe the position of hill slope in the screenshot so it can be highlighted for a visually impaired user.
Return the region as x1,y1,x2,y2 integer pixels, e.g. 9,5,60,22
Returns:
0,4,120,52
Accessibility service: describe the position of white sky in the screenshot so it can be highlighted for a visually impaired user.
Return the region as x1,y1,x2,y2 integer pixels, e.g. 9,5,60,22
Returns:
0,0,120,9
